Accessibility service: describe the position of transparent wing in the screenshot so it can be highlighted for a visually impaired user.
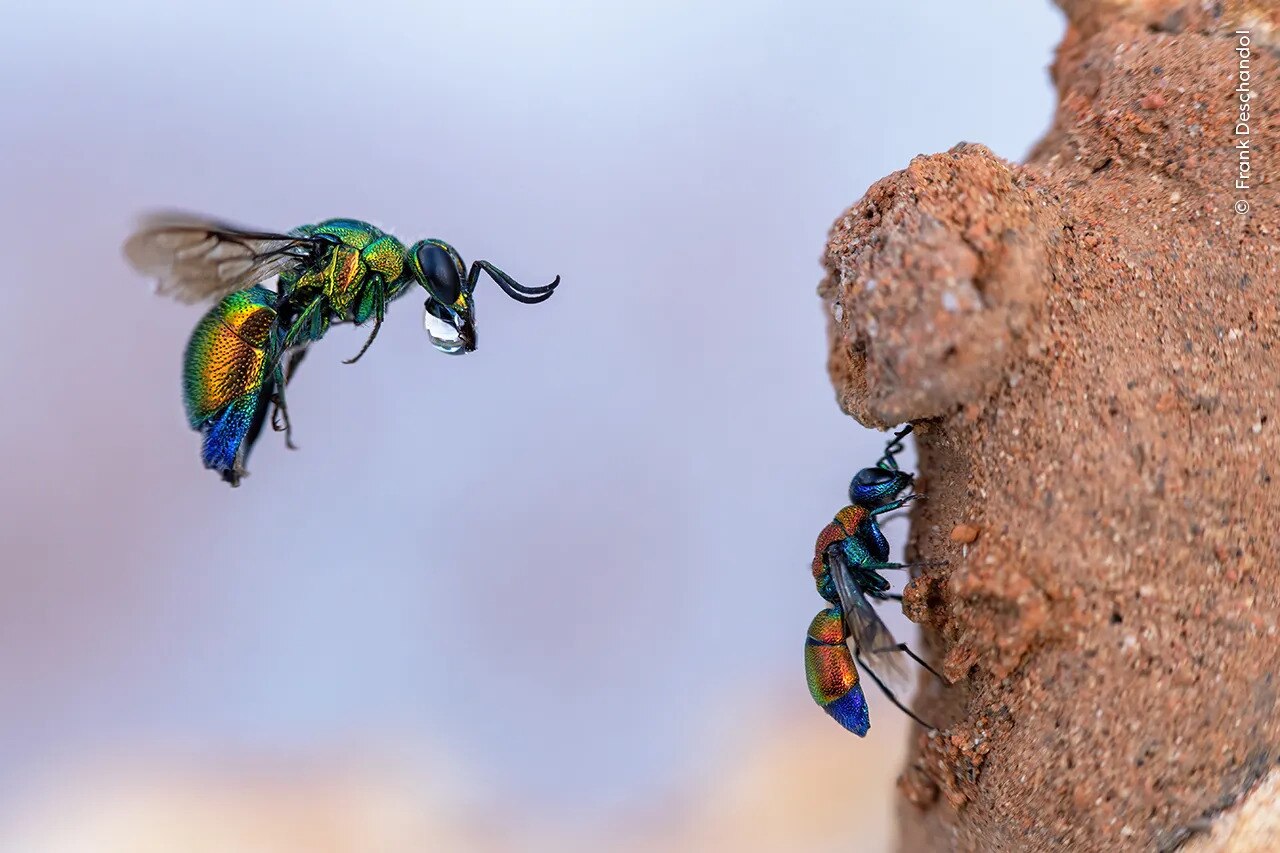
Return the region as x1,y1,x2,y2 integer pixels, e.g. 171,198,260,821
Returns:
124,211,331,304
828,551,914,694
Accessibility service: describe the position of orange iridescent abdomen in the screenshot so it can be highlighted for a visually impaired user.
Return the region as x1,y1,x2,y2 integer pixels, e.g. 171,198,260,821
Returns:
182,286,281,485
804,608,869,735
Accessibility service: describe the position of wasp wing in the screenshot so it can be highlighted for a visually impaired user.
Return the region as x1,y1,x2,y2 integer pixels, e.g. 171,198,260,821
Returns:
124,211,331,304
828,551,915,695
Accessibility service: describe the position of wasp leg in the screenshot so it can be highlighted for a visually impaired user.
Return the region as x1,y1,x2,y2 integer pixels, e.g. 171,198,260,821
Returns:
265,351,300,450
871,493,925,516
869,641,948,684
283,347,308,384
270,391,297,449
280,295,327,351
344,277,386,365
267,343,310,450
342,315,382,364
868,560,944,572
855,649,938,731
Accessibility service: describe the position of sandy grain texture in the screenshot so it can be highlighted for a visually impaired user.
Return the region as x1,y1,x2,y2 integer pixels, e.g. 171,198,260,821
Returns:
820,1,1279,850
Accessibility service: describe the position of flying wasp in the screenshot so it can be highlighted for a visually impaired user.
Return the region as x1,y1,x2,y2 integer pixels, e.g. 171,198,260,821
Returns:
125,213,560,485
805,425,944,736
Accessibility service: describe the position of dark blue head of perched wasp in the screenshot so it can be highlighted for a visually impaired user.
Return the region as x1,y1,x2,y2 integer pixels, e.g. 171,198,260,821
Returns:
849,466,913,508
409,239,561,355
848,424,914,508
844,422,916,504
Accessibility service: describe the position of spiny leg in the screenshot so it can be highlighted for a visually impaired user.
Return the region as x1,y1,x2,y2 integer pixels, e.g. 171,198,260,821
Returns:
343,277,386,365
342,315,381,364
270,348,308,450
261,298,321,451
868,560,945,572
270,391,296,449
283,347,308,384
262,296,326,444
280,294,326,352
869,641,947,684
871,493,926,516
856,650,938,731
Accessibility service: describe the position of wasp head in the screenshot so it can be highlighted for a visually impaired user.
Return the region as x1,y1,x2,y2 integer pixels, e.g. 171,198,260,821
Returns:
848,465,913,508
410,239,476,355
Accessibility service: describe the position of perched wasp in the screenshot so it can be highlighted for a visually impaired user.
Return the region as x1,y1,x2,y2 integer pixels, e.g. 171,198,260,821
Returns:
125,213,560,485
805,425,944,735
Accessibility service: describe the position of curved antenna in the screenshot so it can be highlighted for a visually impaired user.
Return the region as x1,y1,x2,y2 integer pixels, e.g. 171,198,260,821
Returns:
876,424,913,471
468,260,561,304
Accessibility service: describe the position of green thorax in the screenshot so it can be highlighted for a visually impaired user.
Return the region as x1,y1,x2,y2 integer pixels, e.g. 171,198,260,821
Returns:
279,219,412,318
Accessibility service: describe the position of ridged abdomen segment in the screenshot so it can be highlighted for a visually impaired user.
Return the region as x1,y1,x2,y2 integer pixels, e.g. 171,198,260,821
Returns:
805,608,869,736
199,392,263,479
182,286,278,481
183,287,276,425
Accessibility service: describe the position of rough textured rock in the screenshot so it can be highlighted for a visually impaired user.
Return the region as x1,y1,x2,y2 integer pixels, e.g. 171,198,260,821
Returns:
819,1,1279,850
1183,770,1280,852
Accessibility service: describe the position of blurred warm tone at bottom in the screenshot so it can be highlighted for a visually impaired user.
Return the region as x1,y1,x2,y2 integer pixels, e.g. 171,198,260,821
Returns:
0,701,907,853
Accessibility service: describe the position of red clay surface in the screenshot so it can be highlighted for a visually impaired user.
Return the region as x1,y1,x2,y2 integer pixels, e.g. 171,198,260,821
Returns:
820,2,1280,849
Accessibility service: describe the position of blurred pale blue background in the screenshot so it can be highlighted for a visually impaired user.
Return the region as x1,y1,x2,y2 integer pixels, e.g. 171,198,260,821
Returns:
0,2,1060,849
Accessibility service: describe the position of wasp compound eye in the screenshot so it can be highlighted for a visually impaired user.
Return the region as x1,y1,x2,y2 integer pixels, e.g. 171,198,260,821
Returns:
416,242,461,305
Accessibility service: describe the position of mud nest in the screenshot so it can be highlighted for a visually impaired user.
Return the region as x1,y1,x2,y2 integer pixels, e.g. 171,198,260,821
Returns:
819,2,1279,850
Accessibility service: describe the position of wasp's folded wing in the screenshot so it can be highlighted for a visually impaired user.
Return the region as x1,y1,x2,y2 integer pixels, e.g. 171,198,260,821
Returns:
829,554,913,692
124,211,328,304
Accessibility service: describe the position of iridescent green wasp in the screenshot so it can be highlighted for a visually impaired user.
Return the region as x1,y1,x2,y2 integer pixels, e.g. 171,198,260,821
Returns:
125,213,560,485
